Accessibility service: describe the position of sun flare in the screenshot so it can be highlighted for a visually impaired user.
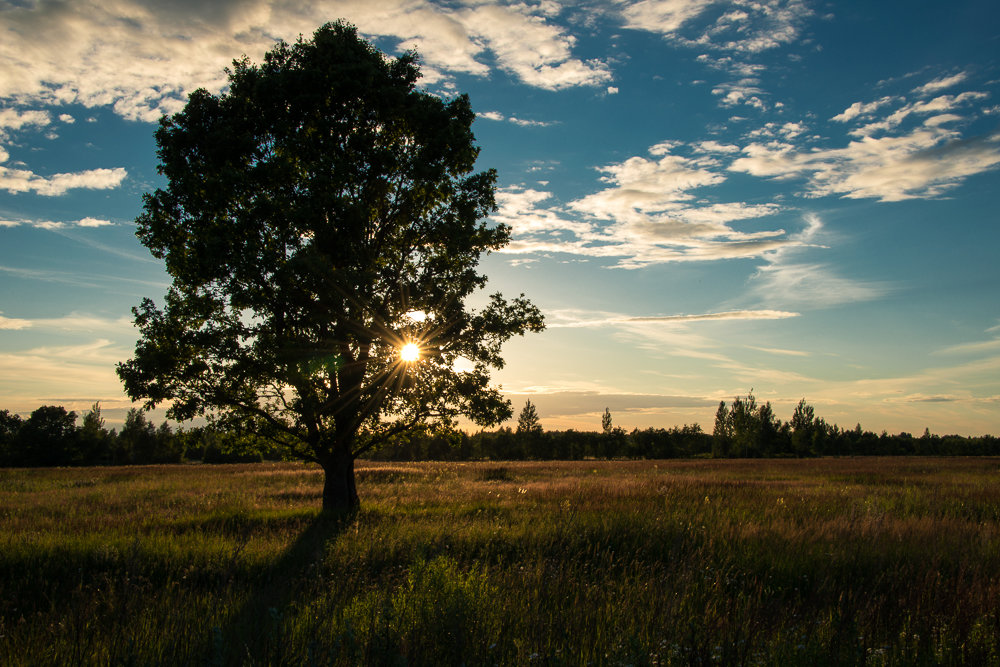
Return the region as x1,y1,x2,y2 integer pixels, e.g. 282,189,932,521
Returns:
400,342,420,362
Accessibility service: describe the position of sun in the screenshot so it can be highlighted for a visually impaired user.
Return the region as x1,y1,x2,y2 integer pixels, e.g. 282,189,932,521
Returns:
400,342,420,362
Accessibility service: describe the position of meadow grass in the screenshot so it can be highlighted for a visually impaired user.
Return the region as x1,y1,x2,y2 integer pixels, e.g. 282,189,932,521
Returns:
2,458,1000,665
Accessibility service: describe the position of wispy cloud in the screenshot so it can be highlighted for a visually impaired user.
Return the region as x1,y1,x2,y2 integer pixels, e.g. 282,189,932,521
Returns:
0,312,134,333
0,263,168,290
745,213,890,309
0,339,132,407
0,216,113,229
477,111,556,127
727,77,1000,202
913,72,968,96
494,142,798,268
549,309,799,328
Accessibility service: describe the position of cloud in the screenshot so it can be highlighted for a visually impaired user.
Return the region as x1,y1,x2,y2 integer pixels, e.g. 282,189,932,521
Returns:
935,338,1000,356
730,115,1000,202
477,111,556,127
0,216,114,228
494,142,800,268
619,0,716,35
0,312,32,330
548,309,800,328
0,1,609,123
745,345,809,357
0,263,168,290
0,165,127,196
748,261,890,308
745,213,890,308
0,108,51,132
831,96,897,123
0,339,132,406
913,72,968,96
505,389,716,419
619,0,812,53
0,312,135,333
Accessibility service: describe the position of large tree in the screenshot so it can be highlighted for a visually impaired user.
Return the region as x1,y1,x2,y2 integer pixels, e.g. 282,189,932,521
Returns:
118,21,544,511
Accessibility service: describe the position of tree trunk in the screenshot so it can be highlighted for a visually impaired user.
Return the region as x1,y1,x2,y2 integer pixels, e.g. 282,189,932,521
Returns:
321,450,359,513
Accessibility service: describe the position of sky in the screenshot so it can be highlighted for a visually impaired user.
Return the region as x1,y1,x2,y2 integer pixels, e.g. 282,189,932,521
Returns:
1,0,999,436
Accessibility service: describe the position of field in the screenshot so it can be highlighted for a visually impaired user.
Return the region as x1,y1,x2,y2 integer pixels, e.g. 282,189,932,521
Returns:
2,458,1000,665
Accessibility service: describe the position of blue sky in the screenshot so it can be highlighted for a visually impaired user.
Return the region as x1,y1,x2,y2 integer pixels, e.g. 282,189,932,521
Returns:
1,0,999,435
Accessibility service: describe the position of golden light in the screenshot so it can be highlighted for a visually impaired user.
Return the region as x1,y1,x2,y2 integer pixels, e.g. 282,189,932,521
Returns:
400,342,420,362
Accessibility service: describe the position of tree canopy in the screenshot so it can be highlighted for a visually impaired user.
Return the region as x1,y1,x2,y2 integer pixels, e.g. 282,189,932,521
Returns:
117,21,544,511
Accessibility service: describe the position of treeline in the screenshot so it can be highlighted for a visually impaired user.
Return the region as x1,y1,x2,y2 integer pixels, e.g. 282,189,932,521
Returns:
2,395,999,468
0,404,279,467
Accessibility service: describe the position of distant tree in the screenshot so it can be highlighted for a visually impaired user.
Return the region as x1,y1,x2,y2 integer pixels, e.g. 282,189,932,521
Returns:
79,402,111,464
712,391,783,458
119,408,157,464
117,22,543,511
516,400,543,436
19,406,77,466
602,407,613,434
0,409,23,466
712,400,731,458
790,398,816,457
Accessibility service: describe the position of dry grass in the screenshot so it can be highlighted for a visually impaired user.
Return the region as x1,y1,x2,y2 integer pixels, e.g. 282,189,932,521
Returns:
2,458,1000,664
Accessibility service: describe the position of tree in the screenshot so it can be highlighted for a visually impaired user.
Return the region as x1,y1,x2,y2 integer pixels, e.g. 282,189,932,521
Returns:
117,22,544,512
118,408,157,463
79,402,111,463
516,400,542,436
0,409,23,466
602,407,613,434
790,398,816,457
19,406,77,466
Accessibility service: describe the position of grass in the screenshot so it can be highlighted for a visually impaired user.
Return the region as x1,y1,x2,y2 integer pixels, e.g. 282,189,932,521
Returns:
2,458,1000,665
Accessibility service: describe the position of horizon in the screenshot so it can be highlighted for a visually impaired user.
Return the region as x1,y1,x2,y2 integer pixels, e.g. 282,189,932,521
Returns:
1,1,999,436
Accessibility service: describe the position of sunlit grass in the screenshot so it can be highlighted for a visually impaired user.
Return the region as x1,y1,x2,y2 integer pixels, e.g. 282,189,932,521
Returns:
2,458,1000,664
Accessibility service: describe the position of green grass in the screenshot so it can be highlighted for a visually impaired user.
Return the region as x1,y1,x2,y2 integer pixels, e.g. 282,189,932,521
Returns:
2,458,1000,665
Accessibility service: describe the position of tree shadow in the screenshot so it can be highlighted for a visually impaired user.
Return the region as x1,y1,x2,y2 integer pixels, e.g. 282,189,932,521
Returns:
212,509,355,664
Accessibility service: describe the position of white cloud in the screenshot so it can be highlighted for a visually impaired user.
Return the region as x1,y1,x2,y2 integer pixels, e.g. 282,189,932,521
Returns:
0,1,609,123
494,143,797,268
746,214,889,309
831,96,896,123
849,91,989,138
730,126,1000,202
0,312,134,333
619,0,715,34
478,110,555,127
549,309,800,328
0,216,114,228
749,261,889,308
0,108,51,132
913,72,968,96
0,165,127,195
621,0,813,53
58,113,75,124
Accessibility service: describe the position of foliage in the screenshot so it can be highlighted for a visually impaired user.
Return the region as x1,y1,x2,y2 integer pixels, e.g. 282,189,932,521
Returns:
116,21,543,510
4,458,1000,664
515,399,542,436
602,406,613,433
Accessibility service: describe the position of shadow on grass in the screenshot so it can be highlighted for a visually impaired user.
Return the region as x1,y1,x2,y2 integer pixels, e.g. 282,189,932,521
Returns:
211,509,355,665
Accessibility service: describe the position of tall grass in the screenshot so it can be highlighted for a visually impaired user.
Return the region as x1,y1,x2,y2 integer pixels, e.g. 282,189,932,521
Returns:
2,458,1000,664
